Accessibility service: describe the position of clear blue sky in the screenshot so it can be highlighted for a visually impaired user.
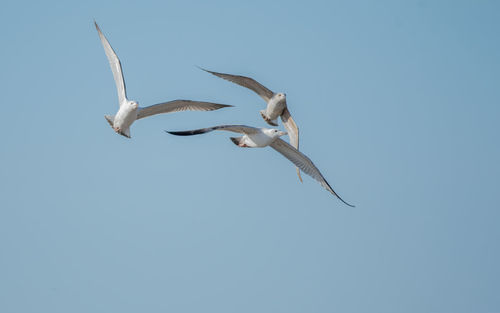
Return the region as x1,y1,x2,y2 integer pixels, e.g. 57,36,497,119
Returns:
1,0,499,312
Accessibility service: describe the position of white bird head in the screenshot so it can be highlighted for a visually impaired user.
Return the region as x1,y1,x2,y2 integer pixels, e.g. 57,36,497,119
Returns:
129,101,139,109
276,92,286,100
265,128,287,138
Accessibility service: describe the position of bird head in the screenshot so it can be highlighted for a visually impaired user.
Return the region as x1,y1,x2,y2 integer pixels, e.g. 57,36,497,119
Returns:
129,101,139,109
276,93,286,100
266,128,287,138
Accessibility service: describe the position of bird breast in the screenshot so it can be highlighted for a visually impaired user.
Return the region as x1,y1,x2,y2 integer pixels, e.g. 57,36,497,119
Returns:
114,105,138,129
265,97,286,120
246,132,276,147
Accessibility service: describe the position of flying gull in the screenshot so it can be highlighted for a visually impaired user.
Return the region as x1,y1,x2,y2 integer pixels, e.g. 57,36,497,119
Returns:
95,22,232,138
165,125,354,207
200,68,302,182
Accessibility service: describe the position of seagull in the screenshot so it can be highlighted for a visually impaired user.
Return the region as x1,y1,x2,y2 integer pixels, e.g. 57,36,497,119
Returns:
94,22,232,138
165,125,354,207
200,68,303,182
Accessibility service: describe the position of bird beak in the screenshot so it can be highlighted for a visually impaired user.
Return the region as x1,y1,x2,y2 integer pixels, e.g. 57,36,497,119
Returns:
278,131,288,136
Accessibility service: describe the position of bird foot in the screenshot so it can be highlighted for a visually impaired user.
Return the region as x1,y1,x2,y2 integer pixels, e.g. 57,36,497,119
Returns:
260,111,278,126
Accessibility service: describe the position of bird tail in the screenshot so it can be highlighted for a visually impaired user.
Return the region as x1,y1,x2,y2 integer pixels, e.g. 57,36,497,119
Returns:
230,137,243,146
120,128,131,138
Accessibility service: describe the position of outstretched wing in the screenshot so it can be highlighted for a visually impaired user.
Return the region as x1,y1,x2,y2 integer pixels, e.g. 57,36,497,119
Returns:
270,138,354,207
200,68,274,102
137,100,232,120
166,125,259,136
280,106,302,182
95,22,127,106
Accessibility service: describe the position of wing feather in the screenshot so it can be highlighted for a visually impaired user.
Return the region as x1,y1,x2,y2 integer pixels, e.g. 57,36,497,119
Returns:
201,68,274,102
95,22,127,106
270,138,354,207
166,125,259,136
137,100,232,120
280,106,302,182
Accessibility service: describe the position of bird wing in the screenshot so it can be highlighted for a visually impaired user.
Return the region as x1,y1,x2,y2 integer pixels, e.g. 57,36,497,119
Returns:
137,100,232,120
166,125,259,136
270,138,354,207
95,22,127,106
280,106,302,182
201,68,274,102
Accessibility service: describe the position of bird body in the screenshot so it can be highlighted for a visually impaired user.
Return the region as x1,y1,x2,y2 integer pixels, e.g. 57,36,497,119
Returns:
95,22,231,138
166,125,354,207
105,100,138,138
234,128,287,147
260,93,286,126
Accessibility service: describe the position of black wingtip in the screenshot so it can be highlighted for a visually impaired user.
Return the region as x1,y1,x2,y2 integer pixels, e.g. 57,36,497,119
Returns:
164,128,209,136
335,193,355,207
164,130,181,135
344,201,356,208
164,130,184,136
323,179,355,207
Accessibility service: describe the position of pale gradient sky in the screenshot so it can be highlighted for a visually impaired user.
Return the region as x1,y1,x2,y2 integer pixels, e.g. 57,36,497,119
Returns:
1,0,499,312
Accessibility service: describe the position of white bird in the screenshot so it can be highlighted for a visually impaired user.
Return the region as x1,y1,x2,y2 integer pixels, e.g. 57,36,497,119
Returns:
94,22,232,138
166,125,354,207
200,68,303,182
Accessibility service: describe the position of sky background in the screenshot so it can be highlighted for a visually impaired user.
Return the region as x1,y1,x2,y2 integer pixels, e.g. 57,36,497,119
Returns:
1,0,499,312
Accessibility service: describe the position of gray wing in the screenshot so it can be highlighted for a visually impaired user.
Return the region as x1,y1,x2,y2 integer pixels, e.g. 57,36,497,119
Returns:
95,22,127,106
166,125,259,136
137,100,233,120
270,138,354,207
280,106,302,182
201,68,274,102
